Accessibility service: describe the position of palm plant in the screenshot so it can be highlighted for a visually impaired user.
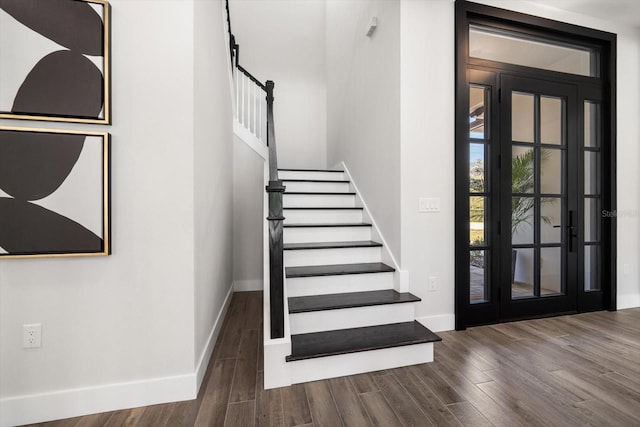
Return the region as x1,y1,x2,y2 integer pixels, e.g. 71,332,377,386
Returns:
511,148,553,236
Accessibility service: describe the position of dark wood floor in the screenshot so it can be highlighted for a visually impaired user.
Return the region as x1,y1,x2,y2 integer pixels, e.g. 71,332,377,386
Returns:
29,291,640,426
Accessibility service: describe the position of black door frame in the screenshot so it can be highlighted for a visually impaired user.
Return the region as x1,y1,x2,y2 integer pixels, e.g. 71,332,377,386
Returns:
454,1,617,330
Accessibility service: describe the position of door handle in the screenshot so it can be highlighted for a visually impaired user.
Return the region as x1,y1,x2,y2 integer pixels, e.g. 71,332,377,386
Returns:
552,211,577,252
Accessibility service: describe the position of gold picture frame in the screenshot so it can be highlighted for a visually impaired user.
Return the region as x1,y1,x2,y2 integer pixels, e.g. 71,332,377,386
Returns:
0,0,111,124
0,126,111,259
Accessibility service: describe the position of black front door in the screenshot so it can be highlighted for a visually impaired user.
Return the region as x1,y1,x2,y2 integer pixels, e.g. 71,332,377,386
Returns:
499,75,579,320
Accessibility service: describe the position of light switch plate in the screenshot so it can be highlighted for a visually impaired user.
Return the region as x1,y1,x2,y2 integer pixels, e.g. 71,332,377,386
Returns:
419,197,440,213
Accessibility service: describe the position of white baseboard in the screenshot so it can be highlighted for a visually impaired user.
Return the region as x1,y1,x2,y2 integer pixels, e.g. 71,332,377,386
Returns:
0,284,237,427
417,314,455,332
617,293,640,310
0,374,195,427
233,279,263,291
195,284,234,390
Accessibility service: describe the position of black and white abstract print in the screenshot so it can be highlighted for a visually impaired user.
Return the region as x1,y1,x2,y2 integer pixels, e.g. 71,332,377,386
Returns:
0,128,108,257
0,0,109,122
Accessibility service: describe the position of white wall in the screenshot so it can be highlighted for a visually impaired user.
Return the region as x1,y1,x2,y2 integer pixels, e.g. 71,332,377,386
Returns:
326,0,402,260
232,137,265,291
229,0,327,169
400,0,640,331
193,0,235,384
0,1,234,425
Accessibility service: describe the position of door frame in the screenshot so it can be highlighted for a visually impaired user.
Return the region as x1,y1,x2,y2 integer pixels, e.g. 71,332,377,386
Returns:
454,0,617,330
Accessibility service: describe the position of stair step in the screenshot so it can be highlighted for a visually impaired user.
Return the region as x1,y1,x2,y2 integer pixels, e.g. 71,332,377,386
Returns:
279,169,346,182
289,290,420,313
284,223,371,228
286,262,394,278
279,168,344,173
283,207,363,210
284,193,355,208
286,321,441,362
285,192,356,195
284,241,382,250
282,179,350,183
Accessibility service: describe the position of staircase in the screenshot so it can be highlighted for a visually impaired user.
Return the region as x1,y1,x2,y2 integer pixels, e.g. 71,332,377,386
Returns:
279,168,441,384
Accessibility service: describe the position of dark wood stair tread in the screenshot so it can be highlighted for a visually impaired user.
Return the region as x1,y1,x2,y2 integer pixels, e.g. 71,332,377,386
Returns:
283,207,363,210
285,192,356,195
284,223,371,228
284,241,382,250
279,168,344,173
286,321,441,361
286,262,395,278
282,179,350,183
289,289,420,313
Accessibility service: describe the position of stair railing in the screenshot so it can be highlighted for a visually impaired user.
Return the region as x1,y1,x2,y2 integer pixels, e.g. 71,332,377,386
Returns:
225,1,285,339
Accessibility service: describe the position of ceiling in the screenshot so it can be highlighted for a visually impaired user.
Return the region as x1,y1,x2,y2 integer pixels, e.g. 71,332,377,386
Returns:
532,0,640,28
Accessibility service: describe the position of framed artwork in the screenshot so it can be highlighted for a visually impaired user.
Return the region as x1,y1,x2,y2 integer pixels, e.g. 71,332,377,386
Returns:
0,127,111,258
0,0,111,124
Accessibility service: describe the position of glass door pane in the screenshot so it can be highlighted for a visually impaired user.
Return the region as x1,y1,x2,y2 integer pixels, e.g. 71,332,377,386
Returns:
511,90,566,299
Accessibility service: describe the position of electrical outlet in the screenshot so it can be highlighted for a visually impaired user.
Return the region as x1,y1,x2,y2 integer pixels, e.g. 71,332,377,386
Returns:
428,276,438,291
23,324,42,348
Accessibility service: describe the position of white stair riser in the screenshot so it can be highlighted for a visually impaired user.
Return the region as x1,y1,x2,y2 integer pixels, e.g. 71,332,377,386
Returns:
283,181,350,193
279,171,345,181
283,194,355,208
290,303,415,334
284,227,370,244
287,272,394,297
289,342,434,384
284,209,363,224
284,247,381,267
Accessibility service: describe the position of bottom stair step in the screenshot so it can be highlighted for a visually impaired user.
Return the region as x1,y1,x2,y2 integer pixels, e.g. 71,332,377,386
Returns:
286,321,441,362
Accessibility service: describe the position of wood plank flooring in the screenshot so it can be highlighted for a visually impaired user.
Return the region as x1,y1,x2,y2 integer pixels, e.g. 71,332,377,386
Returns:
28,292,640,426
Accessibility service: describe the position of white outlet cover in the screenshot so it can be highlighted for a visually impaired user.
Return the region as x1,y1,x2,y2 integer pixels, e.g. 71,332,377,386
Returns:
23,324,42,348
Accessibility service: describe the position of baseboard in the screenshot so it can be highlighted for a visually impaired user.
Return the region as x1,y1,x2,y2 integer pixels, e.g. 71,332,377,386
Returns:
617,293,640,310
233,279,263,292
195,284,234,391
0,285,236,427
0,374,195,427
416,314,455,332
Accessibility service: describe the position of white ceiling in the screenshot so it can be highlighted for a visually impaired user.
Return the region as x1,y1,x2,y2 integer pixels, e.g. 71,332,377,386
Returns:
532,0,640,28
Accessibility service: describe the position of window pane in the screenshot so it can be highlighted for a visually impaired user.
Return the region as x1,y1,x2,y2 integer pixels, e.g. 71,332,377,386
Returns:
512,93,534,143
585,246,601,291
512,247,534,298
470,196,486,246
512,197,534,244
470,250,488,303
585,152,600,195
541,247,563,295
585,101,601,148
540,148,562,194
469,143,485,193
585,198,599,243
512,146,535,193
470,86,487,139
541,198,562,244
469,25,598,77
541,96,563,145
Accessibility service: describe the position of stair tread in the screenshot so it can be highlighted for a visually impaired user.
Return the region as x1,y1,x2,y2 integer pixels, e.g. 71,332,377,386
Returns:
284,240,382,250
284,223,371,228
289,289,420,313
286,262,395,278
285,192,356,195
282,179,350,183
286,321,441,361
279,168,344,173
283,207,363,210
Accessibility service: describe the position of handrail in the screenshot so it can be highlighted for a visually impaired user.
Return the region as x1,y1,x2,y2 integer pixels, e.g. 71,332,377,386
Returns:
225,0,285,339
237,64,267,91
